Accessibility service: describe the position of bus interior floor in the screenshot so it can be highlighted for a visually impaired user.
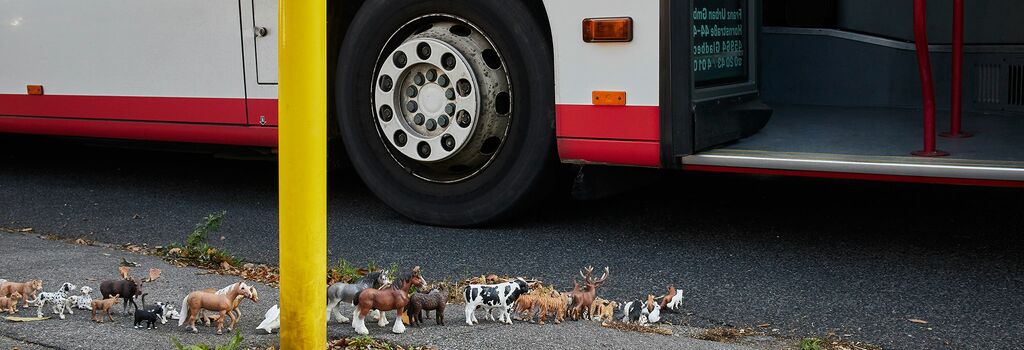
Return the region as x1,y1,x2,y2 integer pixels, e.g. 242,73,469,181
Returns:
721,104,1024,163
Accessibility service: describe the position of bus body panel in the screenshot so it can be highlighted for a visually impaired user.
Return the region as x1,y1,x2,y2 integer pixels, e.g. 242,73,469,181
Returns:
0,0,248,124
544,0,664,167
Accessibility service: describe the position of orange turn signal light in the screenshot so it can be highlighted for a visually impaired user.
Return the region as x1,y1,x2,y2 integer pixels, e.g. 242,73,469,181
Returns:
26,85,44,95
592,91,626,106
583,17,633,43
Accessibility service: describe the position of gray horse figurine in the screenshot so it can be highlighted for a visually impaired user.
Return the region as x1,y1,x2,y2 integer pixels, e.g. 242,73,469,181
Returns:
326,270,391,323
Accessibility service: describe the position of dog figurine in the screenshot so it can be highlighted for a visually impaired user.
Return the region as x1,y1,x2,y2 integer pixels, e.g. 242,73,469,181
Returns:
0,279,43,308
0,291,21,314
590,297,618,322
153,301,178,324
69,286,94,310
91,294,120,323
35,282,76,319
133,294,161,329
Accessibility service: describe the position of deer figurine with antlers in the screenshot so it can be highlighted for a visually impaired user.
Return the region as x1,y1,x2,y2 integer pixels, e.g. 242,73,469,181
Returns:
567,266,608,321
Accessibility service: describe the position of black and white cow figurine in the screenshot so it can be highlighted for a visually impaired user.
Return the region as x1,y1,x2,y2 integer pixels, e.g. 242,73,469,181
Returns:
463,278,529,325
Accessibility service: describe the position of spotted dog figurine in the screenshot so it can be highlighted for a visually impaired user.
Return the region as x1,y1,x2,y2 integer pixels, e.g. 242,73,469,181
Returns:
69,286,94,310
36,282,77,319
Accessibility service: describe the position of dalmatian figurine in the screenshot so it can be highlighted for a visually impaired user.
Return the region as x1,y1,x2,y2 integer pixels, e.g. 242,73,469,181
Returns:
69,286,94,310
36,282,77,319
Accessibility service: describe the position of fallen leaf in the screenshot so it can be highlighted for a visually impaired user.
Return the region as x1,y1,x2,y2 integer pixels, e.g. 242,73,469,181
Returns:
909,319,929,324
119,266,131,280
18,227,33,232
757,323,771,328
147,268,161,282
221,261,233,270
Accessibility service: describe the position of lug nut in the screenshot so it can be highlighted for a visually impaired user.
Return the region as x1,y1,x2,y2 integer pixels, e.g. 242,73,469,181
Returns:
437,75,449,87
417,42,431,60
425,118,437,131
437,115,450,128
379,75,393,92
441,134,456,151
414,73,425,86
442,53,456,70
426,69,437,82
393,51,407,68
406,85,418,98
417,142,431,158
457,110,471,127
446,89,456,100
445,103,456,116
379,105,393,122
414,113,425,125
394,130,407,147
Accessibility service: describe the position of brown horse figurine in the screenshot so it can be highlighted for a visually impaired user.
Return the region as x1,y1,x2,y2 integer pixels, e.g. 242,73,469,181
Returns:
352,266,425,335
180,282,253,335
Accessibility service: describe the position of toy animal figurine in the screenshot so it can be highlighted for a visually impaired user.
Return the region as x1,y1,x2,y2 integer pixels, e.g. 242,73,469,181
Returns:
408,285,447,326
134,294,162,329
199,282,258,325
621,298,643,324
327,270,390,323
568,266,609,321
0,292,21,314
200,286,258,326
0,279,43,308
100,279,143,314
256,304,280,334
590,297,618,322
158,302,181,324
463,278,530,326
512,293,539,322
644,294,661,323
69,286,94,310
35,282,77,319
180,281,253,335
535,290,569,325
91,294,120,323
352,266,425,335
660,284,683,312
620,295,660,324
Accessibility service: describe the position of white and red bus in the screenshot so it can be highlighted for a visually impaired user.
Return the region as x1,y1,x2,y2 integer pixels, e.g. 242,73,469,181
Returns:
2,1,1022,226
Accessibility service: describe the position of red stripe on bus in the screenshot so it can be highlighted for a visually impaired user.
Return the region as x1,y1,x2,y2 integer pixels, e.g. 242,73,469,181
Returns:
683,165,1024,188
556,104,660,141
247,99,279,126
0,94,246,124
0,116,277,147
557,138,660,167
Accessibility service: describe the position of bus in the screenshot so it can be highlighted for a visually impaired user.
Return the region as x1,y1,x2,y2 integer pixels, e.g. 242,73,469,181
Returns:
2,0,1022,226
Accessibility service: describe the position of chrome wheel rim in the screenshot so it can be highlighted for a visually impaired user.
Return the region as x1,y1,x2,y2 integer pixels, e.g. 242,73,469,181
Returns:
373,16,512,183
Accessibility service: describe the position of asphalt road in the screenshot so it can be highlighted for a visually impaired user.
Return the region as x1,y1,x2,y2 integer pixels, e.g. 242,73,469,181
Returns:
1,135,1022,349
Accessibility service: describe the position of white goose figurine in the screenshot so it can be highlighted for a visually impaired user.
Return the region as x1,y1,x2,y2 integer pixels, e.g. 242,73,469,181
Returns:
256,304,280,334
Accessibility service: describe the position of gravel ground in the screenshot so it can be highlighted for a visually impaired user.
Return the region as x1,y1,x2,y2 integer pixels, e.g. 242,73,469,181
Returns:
2,135,1023,349
0,233,784,350
0,233,279,349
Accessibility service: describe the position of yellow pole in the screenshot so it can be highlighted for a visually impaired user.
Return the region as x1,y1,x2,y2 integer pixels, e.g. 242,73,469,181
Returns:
278,0,326,348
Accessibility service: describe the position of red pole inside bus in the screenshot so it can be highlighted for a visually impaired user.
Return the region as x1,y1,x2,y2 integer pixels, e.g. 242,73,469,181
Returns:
912,0,950,157
942,0,972,138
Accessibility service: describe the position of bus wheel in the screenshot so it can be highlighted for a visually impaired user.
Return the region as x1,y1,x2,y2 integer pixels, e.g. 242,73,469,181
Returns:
336,0,555,226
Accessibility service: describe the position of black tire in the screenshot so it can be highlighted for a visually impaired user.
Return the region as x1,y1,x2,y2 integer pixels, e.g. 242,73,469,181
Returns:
336,0,556,227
